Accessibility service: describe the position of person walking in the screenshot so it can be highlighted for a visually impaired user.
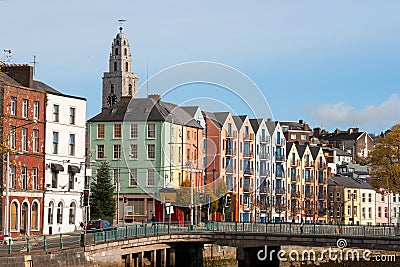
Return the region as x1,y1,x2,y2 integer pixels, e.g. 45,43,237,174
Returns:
151,214,156,226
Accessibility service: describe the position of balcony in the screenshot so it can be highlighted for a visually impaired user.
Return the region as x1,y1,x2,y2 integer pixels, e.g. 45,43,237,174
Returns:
276,172,284,179
275,154,285,162
276,138,286,147
261,136,270,144
305,161,314,168
305,177,312,183
291,191,300,198
225,148,236,157
318,192,326,200
244,185,253,193
243,150,254,158
260,169,269,177
290,160,300,167
243,133,254,141
226,130,237,139
275,188,285,195
244,168,254,176
290,175,299,183
226,166,234,174
305,193,313,199
260,152,270,160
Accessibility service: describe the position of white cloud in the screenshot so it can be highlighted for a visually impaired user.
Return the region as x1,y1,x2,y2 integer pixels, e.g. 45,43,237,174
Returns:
307,94,400,133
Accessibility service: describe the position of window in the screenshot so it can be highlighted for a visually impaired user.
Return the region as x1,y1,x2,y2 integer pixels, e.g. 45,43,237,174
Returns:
381,194,385,201
129,169,137,186
147,124,156,138
69,172,74,190
147,144,155,159
52,172,58,188
290,134,296,140
353,206,357,217
97,144,105,159
362,207,365,219
10,126,16,149
347,190,351,200
32,168,38,190
21,166,27,189
347,205,351,216
130,124,138,138
10,166,16,188
33,101,39,119
378,207,382,218
22,99,28,118
187,131,190,140
368,193,372,202
57,202,63,224
385,207,388,218
69,203,76,224
10,97,17,116
33,129,39,152
369,207,372,219
69,107,76,124
31,202,39,230
53,104,59,122
124,48,127,56
147,169,155,186
69,134,75,156
362,193,365,203
97,124,105,139
114,124,121,138
21,128,27,151
337,207,340,217
336,192,341,202
48,201,54,224
10,202,18,230
300,134,307,141
53,132,59,154
394,195,397,203
130,144,137,159
113,144,121,159
329,192,333,202
113,169,120,185
125,62,129,72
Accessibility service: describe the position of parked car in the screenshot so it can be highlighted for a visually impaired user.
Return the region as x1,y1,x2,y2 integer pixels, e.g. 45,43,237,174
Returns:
85,219,117,231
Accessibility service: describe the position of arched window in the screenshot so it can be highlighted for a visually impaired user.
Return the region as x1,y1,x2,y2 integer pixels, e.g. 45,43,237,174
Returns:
114,62,117,72
115,48,119,55
48,201,54,224
10,202,18,231
124,48,127,56
124,40,126,45
69,203,76,225
32,202,39,230
128,84,132,96
125,62,129,72
57,202,63,224
116,40,120,45
21,202,28,234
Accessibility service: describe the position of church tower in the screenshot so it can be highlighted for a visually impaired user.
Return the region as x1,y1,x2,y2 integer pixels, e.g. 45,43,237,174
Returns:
102,27,139,108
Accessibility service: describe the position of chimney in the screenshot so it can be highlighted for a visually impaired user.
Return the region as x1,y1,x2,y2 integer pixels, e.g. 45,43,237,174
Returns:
335,128,341,135
267,118,273,122
299,119,304,124
148,94,161,102
313,127,321,137
348,128,353,134
1,64,33,88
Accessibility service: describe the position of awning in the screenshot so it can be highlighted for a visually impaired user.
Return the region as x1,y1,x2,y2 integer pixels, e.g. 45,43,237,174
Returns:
51,163,64,172
68,165,80,174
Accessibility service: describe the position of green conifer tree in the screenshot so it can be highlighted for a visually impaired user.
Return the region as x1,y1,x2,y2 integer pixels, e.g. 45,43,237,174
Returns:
90,161,116,223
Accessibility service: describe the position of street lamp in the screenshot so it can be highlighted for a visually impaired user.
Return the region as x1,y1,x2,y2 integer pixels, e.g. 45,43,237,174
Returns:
4,119,36,241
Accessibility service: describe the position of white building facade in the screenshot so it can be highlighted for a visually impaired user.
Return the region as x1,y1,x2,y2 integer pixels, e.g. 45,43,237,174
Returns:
43,92,86,235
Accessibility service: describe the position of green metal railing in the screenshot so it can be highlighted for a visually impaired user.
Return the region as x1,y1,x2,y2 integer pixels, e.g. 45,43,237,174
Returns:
1,222,399,255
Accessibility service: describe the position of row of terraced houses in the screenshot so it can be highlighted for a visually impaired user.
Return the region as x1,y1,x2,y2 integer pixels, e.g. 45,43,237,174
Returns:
0,27,397,239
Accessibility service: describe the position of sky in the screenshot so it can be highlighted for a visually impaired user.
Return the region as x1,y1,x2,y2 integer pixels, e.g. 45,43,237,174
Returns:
1,0,400,134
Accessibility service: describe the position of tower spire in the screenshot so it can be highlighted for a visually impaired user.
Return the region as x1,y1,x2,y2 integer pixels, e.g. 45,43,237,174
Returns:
102,22,139,108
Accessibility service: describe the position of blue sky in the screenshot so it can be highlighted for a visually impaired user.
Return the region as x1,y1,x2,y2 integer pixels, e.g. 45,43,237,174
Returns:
1,0,400,133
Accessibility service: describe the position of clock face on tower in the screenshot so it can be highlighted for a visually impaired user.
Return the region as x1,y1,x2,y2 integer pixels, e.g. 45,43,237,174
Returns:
107,92,117,107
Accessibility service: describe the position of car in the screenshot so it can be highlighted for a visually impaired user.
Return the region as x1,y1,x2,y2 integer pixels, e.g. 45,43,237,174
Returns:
85,219,117,231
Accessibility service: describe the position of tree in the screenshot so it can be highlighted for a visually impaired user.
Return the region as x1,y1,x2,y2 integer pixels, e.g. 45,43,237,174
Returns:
90,161,116,223
175,176,192,215
369,124,400,193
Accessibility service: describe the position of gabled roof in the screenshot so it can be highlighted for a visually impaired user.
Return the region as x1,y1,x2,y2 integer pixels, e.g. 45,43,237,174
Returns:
32,80,86,100
266,120,278,136
180,106,200,117
202,111,223,128
296,144,307,158
280,121,312,132
309,146,321,159
0,72,22,87
249,118,263,133
321,132,364,142
332,147,352,157
213,112,230,126
286,142,295,158
232,115,247,131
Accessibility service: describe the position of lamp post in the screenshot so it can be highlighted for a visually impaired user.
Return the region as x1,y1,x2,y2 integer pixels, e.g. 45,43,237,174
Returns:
4,120,36,240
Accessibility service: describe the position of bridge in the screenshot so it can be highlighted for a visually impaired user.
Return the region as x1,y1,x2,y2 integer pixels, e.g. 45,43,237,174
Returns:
2,222,400,267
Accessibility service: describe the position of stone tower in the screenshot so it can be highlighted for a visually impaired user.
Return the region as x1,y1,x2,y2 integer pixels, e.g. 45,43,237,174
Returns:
102,27,139,108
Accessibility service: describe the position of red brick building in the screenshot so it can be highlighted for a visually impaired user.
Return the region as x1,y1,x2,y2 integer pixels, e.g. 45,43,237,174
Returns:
0,65,46,238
